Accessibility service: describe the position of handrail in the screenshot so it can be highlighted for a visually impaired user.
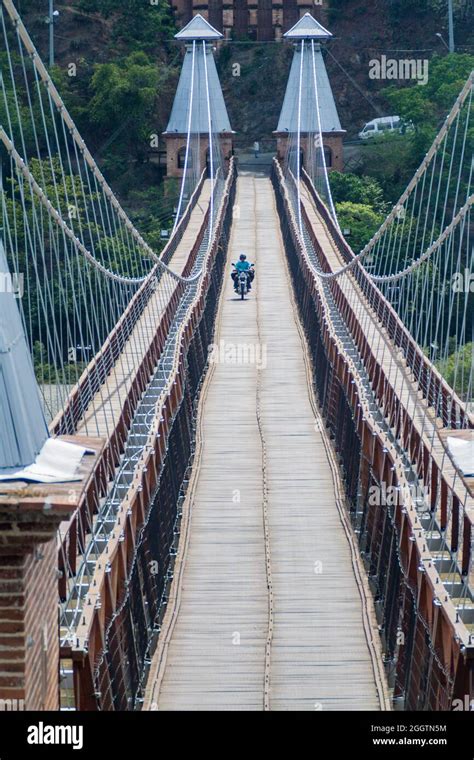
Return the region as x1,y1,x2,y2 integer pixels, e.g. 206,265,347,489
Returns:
50,174,208,435
299,167,473,431
297,171,474,501
62,160,237,666
273,160,474,655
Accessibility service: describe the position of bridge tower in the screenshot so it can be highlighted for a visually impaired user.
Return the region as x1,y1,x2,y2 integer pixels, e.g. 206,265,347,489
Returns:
0,243,86,710
0,243,48,473
163,14,234,179
275,13,345,172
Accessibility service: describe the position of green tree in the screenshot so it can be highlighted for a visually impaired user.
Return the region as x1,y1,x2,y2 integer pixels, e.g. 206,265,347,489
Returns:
436,343,473,399
329,172,389,214
3,155,149,364
77,0,175,51
359,133,420,201
382,53,474,166
89,51,160,160
335,201,385,253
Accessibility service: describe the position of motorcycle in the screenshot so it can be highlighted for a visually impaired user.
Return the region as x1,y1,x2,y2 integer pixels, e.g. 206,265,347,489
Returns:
237,270,249,300
232,265,254,301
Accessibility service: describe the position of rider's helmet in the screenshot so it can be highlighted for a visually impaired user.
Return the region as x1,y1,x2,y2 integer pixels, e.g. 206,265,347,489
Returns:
239,253,247,261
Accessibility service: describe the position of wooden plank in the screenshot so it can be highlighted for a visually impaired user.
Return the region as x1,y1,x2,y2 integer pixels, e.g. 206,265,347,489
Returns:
146,176,385,711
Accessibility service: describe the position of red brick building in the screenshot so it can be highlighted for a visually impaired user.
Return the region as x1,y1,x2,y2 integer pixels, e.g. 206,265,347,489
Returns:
170,1,322,40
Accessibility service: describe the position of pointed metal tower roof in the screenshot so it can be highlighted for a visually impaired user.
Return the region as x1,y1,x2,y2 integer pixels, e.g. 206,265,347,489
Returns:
284,12,332,40
165,15,232,134
175,13,223,41
0,241,48,471
277,15,343,134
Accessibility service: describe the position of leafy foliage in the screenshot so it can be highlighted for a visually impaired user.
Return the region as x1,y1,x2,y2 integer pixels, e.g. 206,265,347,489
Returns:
3,156,145,358
381,53,474,173
335,201,385,253
89,51,160,160
76,0,176,52
358,133,421,201
436,343,473,399
329,172,389,214
33,342,86,385
328,172,390,252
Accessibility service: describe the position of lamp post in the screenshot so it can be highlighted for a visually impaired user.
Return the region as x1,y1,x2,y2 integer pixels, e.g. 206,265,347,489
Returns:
435,2,455,54
45,1,59,67
435,32,449,51
447,0,455,53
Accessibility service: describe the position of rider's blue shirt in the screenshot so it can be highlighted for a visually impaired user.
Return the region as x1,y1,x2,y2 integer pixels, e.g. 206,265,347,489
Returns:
235,261,251,273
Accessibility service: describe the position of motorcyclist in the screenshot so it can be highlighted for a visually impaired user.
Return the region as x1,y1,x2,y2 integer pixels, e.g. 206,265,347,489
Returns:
232,253,254,293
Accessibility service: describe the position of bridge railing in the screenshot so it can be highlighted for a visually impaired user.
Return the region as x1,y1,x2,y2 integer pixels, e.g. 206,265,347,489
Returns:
273,158,473,710
60,160,236,710
56,174,210,595
300,169,473,433
51,170,206,440
297,168,474,572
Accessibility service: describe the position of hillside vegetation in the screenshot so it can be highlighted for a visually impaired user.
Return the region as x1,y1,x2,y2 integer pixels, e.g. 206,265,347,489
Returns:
12,0,474,249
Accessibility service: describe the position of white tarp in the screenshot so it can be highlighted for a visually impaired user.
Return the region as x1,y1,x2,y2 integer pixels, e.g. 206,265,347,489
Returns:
0,438,92,483
447,436,474,477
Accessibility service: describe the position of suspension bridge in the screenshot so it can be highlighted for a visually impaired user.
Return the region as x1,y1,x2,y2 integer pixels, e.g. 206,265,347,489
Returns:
0,4,472,712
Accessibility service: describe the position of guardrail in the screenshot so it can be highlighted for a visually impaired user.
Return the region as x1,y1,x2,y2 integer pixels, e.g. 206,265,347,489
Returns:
300,169,473,432
298,170,474,559
51,170,207,441
273,159,473,712
60,160,237,710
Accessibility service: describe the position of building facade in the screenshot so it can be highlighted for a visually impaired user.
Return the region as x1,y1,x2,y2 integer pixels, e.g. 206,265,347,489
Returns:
170,1,323,41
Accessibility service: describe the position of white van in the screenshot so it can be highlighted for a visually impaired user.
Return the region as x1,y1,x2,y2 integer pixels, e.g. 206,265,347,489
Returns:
358,115,402,140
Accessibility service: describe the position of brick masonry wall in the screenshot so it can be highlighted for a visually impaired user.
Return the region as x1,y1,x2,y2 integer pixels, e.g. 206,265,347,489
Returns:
276,133,345,173
0,538,59,711
170,1,315,38
321,134,344,172
165,135,234,178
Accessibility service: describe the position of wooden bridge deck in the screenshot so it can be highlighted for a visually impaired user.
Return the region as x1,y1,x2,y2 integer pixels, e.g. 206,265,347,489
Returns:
145,175,386,711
